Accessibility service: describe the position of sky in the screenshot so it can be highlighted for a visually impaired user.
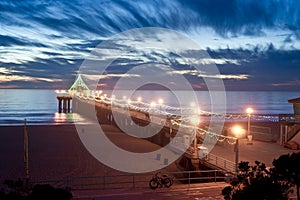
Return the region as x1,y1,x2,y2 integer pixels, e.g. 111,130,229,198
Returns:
1,0,300,91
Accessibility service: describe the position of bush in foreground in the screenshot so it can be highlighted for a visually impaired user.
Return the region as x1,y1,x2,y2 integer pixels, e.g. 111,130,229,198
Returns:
222,161,292,200
0,179,72,200
223,152,300,200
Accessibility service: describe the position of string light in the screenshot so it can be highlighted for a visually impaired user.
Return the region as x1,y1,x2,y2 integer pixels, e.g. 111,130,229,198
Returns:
74,93,280,145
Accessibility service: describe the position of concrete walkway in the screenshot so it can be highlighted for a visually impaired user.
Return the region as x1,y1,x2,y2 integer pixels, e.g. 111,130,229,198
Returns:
211,138,300,167
72,182,228,200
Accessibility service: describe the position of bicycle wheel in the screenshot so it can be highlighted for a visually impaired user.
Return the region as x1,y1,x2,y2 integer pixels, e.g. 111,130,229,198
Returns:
163,175,173,185
149,178,159,190
163,178,173,188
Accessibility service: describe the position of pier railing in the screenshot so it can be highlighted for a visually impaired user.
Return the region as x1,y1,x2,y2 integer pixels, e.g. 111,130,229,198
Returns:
30,169,231,190
279,114,300,124
205,154,236,173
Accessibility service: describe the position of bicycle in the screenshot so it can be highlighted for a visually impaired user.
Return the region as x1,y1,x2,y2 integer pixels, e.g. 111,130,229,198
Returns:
149,172,173,189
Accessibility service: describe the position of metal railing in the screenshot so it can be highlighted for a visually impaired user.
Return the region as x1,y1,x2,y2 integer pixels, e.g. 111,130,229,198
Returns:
287,124,300,142
279,114,300,124
205,153,236,173
30,169,231,191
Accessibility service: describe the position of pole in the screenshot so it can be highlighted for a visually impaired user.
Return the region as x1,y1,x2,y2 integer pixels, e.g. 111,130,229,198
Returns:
247,114,253,144
247,114,251,136
24,119,29,188
235,138,239,173
194,127,197,159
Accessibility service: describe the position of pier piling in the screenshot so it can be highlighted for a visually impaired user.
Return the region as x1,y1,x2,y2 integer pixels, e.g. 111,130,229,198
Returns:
57,96,72,113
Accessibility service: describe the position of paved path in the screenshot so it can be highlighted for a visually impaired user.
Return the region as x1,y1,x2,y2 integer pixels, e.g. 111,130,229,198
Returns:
211,138,300,167
72,182,228,200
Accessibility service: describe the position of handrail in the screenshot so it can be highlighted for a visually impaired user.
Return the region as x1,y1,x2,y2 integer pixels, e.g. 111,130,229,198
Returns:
279,114,300,124
30,169,231,190
205,153,236,173
287,124,300,141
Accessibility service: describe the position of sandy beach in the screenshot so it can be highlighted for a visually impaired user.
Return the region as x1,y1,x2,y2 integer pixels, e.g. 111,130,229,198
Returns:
0,120,284,183
0,124,181,182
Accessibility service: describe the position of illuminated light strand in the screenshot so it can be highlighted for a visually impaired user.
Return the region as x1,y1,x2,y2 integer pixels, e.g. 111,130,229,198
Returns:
75,93,240,144
74,93,279,122
170,119,237,145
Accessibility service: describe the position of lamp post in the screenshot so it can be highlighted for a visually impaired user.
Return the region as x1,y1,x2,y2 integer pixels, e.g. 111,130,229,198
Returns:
232,125,242,173
246,107,254,144
111,95,115,105
191,116,200,159
150,102,156,113
137,97,142,109
127,99,131,110
158,98,163,114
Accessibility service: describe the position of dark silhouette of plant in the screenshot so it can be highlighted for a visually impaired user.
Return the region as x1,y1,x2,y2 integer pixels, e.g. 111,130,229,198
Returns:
0,179,72,200
222,161,291,200
273,152,300,200
29,184,72,200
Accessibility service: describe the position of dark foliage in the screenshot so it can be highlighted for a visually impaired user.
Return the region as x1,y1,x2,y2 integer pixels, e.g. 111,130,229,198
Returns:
273,152,300,200
29,184,72,200
222,161,292,200
0,179,72,200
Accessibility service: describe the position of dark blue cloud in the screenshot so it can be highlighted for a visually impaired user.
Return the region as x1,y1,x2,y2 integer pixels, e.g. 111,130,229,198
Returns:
1,0,300,38
1,0,300,90
181,0,300,37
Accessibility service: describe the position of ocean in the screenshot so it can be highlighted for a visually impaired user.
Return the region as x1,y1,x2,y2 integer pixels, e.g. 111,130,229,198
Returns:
0,89,298,126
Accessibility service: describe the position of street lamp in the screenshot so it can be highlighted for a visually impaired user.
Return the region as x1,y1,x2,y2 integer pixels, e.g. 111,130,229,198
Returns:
232,125,242,173
137,97,142,109
191,116,200,159
111,95,115,105
150,102,156,113
127,99,132,109
158,98,163,114
246,107,254,145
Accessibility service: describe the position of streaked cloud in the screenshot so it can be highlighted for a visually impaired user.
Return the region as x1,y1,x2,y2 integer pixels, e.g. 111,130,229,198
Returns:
0,0,300,90
272,80,300,87
169,69,249,80
0,67,19,75
83,73,141,81
0,75,63,83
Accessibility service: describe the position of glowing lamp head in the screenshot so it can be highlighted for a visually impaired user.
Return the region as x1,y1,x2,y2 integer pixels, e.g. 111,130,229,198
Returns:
127,99,132,104
232,125,242,138
191,116,200,126
158,98,164,105
137,97,142,102
190,102,196,107
123,96,127,100
150,102,156,107
246,107,254,114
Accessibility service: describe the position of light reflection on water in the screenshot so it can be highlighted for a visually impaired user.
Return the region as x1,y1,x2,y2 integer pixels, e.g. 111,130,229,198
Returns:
53,112,91,125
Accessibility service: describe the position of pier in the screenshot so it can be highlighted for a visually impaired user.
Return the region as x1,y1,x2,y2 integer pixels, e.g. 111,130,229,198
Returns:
71,92,239,173
55,75,298,174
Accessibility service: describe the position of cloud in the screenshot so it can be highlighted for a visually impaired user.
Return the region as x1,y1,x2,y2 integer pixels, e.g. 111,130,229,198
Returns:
169,69,249,80
0,67,19,75
272,80,300,87
83,73,140,81
181,0,300,37
0,74,63,83
0,0,300,90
